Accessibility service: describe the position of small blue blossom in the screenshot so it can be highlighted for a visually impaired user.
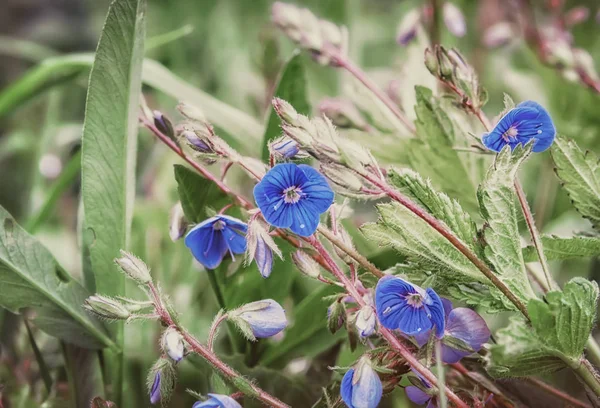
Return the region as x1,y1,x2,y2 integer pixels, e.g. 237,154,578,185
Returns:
231,299,288,338
375,276,445,337
254,163,334,237
185,215,247,269
482,101,556,153
149,372,161,405
340,358,383,408
192,393,242,408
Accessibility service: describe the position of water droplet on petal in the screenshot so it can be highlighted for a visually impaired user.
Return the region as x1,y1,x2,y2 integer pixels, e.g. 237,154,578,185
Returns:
537,129,542,134
300,224,305,228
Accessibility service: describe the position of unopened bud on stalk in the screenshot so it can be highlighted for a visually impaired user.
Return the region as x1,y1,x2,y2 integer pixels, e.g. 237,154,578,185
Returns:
320,164,363,193
272,97,299,125
424,48,440,76
318,98,368,130
177,102,207,124
229,299,288,340
291,250,322,279
162,327,185,362
181,130,214,154
396,8,421,46
169,202,187,242
355,294,376,337
153,111,175,139
327,300,345,334
443,2,466,37
246,219,282,278
115,250,152,284
147,358,176,405
269,137,301,160
84,295,130,320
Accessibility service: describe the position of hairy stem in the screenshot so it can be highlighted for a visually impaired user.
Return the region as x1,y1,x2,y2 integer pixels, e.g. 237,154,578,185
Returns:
308,236,469,408
207,311,228,351
573,359,600,400
147,283,290,408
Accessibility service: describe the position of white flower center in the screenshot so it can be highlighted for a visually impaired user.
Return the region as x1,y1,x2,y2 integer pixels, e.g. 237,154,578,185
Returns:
282,186,303,204
502,126,518,142
405,293,424,308
213,220,226,230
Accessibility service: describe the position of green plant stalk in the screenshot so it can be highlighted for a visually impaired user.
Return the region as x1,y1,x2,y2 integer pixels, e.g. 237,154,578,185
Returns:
436,340,447,408
206,269,239,353
571,358,600,398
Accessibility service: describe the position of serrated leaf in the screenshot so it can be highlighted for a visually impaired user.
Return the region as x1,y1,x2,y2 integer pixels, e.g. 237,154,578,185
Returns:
409,86,479,211
487,317,566,378
387,168,483,258
80,0,145,403
173,164,228,223
261,52,310,160
552,136,600,228
528,277,598,359
477,144,536,301
522,235,600,262
0,206,113,349
361,202,484,284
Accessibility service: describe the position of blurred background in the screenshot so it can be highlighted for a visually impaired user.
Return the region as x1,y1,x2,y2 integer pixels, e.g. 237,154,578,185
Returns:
1,0,600,407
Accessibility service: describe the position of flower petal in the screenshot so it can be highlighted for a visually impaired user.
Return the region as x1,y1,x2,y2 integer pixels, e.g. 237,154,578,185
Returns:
351,364,383,408
207,393,243,408
516,101,556,152
297,164,335,213
396,304,433,336
185,223,225,269
289,200,320,236
221,226,247,255
405,386,431,405
341,369,356,408
442,307,490,363
425,288,446,338
220,215,248,233
375,276,416,330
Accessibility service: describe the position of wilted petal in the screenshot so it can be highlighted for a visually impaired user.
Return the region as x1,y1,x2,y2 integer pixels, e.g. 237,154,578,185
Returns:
442,307,490,363
405,386,431,405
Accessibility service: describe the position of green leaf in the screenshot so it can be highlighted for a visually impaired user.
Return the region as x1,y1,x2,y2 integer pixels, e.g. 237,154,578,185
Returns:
477,144,536,301
388,168,482,258
552,135,600,228
409,86,479,211
260,285,344,367
528,277,599,359
0,206,114,349
522,235,600,262
174,164,229,223
0,55,263,149
81,0,145,403
261,52,310,161
361,202,484,284
487,317,566,378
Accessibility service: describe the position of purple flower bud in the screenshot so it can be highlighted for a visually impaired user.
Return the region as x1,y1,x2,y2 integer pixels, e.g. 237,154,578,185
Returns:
182,130,213,153
270,137,300,159
340,357,382,408
150,372,161,405
192,393,242,408
443,2,466,37
230,299,288,338
153,110,175,139
255,234,274,278
396,9,421,46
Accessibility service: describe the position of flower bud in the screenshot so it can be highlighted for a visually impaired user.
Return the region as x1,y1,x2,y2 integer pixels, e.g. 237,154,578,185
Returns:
147,358,176,405
149,372,161,405
84,295,130,320
229,299,288,340
115,250,152,284
270,137,301,160
161,327,185,363
327,300,345,334
320,164,364,193
443,2,466,37
318,98,368,130
177,102,206,124
424,48,440,76
396,9,421,46
169,202,187,242
340,356,382,408
281,123,313,147
291,250,322,279
153,110,175,140
355,294,376,338
245,219,282,278
272,97,299,125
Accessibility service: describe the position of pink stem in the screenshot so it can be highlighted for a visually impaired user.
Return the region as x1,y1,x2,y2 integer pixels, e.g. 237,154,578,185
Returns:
207,312,229,351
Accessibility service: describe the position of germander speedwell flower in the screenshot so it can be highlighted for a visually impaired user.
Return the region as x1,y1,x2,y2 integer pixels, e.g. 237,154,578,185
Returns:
482,100,556,153
254,163,334,237
375,276,445,337
184,215,247,269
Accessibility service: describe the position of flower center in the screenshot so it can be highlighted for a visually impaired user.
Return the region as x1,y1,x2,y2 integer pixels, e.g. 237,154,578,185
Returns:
405,293,424,308
213,220,226,230
501,126,518,142
282,186,303,204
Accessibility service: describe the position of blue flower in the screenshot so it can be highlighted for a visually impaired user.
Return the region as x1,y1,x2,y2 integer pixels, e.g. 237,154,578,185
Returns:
231,299,288,339
340,359,383,408
192,393,242,408
184,215,247,269
482,101,556,153
405,382,437,408
254,163,334,237
375,276,445,337
149,372,161,405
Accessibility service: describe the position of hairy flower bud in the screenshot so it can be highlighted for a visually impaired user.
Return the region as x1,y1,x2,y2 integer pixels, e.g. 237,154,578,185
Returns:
424,48,440,76
169,202,187,242
319,98,368,130
115,250,152,284
147,358,176,405
149,372,161,405
272,97,299,125
246,219,282,278
229,299,288,340
162,327,185,362
443,2,466,37
84,295,130,320
320,164,363,194
181,130,214,153
269,137,305,160
355,294,376,338
396,8,421,45
341,357,382,408
153,110,175,140
327,300,345,334
291,250,322,279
